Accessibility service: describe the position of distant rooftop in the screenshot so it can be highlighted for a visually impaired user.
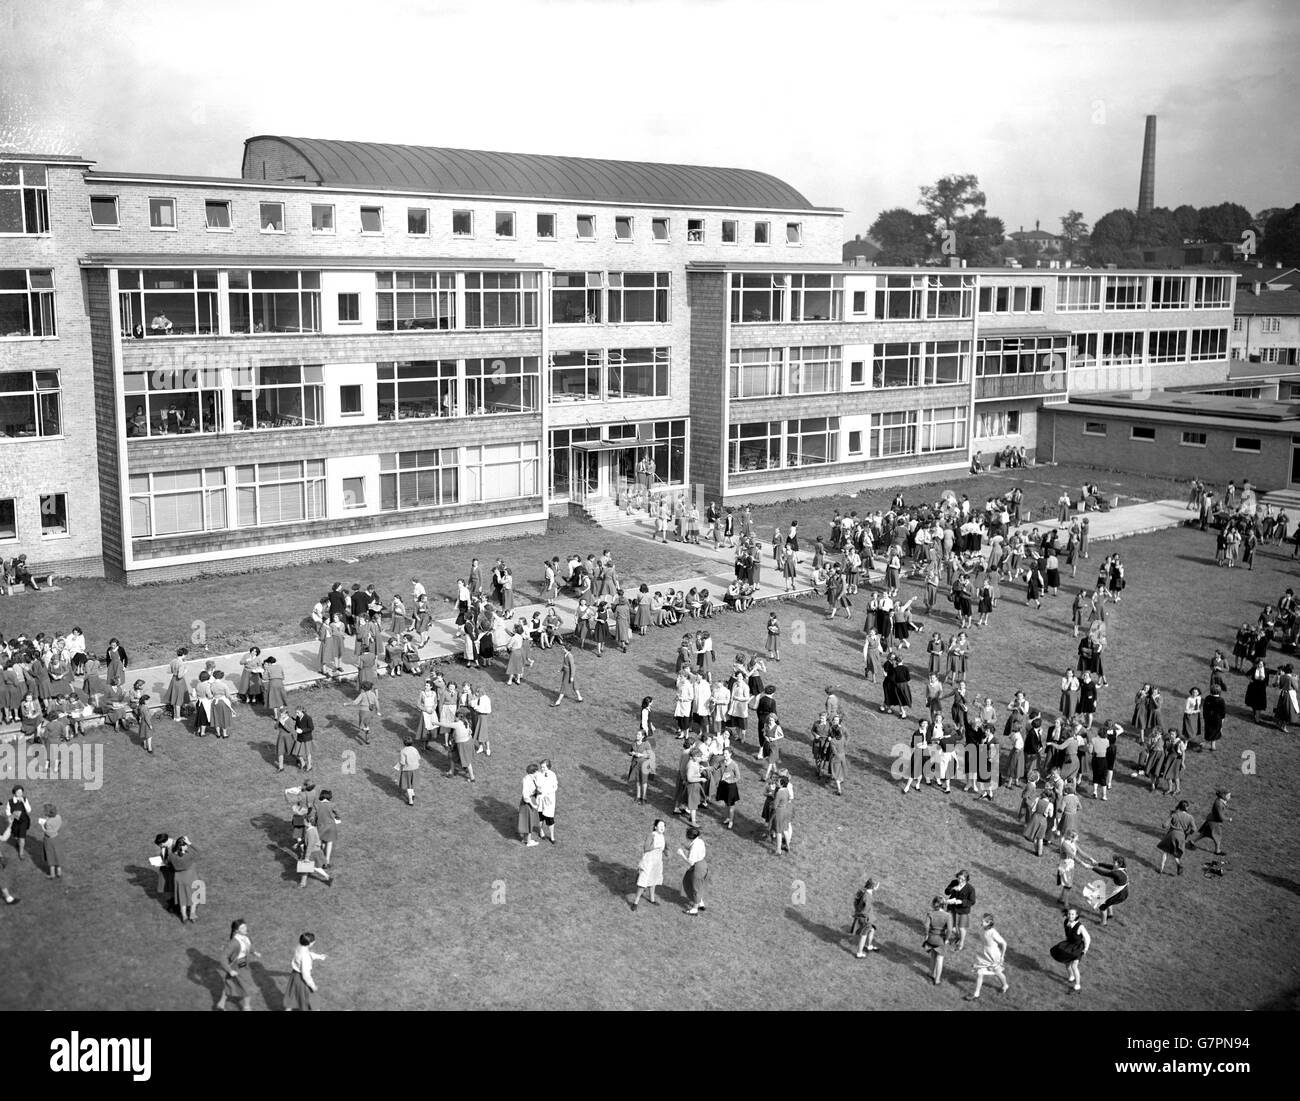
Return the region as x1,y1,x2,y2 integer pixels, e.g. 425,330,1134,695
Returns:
240,135,823,212
1234,286,1300,316
1062,388,1300,425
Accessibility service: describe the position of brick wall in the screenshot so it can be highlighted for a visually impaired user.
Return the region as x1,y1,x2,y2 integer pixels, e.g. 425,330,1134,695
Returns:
87,268,124,575
687,271,727,500
1043,408,1292,490
0,163,104,573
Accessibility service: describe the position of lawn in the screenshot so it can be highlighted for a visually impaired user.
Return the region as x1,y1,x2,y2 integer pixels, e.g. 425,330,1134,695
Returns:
2,521,1298,1011
0,515,705,667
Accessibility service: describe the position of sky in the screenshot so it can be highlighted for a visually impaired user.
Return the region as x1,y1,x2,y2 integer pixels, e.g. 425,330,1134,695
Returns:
2,0,1297,238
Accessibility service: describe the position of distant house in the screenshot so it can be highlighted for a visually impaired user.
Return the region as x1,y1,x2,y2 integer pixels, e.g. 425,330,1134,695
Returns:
842,234,882,264
1007,221,1063,256
1232,277,1300,368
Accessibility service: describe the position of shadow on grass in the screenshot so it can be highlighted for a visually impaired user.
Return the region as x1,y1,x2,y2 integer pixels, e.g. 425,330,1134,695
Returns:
1251,870,1300,896
474,796,520,842
971,859,1061,908
784,905,847,950
362,767,399,797
1119,819,1163,841
250,961,288,1011
124,863,165,909
952,801,1026,854
185,948,225,1003
579,763,630,797
584,851,632,903
245,737,279,768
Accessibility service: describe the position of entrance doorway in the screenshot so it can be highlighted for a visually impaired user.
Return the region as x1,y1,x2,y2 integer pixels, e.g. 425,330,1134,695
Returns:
1291,441,1300,487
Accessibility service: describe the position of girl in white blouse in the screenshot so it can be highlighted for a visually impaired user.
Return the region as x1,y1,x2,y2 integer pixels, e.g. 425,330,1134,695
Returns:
286,932,327,1011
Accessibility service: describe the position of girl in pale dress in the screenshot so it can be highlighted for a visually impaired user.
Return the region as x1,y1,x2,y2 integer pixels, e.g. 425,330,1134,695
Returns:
630,819,665,909
210,671,235,739
286,932,326,1011
165,647,190,721
966,914,1010,1000
263,657,287,722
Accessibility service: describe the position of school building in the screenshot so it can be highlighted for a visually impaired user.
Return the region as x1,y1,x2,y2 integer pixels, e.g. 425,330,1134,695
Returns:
0,137,1241,580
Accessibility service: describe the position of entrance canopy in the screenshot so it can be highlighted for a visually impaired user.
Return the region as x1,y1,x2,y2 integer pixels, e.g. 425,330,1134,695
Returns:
571,440,637,453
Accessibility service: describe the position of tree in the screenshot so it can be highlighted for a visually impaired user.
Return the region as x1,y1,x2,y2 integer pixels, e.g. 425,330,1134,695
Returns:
1134,207,1180,248
1197,202,1254,244
1089,209,1137,253
955,211,1005,266
919,174,986,250
1059,211,1089,260
1172,204,1200,243
867,208,933,265
1262,204,1300,267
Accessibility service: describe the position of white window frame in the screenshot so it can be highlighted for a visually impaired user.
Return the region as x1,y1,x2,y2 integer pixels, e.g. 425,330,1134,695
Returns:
495,211,516,239
0,163,50,235
785,222,803,246
536,212,556,239
576,214,596,240
1083,421,1107,437
89,194,120,229
452,209,474,238
38,491,69,539
607,347,670,401
204,199,233,232
341,476,367,509
0,269,58,340
260,201,285,233
234,460,327,527
310,204,335,235
128,469,229,539
686,218,705,244
548,349,603,404
337,292,361,325
360,205,384,235
0,367,61,436
1233,436,1262,453
462,441,540,503
614,215,634,241
754,221,770,245
1180,430,1207,448
1130,424,1156,442
407,207,429,236
651,217,669,242
847,429,863,457
0,497,17,541
721,219,738,245
148,196,177,232
380,449,460,511
339,383,363,416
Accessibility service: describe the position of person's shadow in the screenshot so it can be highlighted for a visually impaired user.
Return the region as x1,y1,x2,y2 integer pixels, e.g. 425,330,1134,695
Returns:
784,905,846,950
473,796,520,842
250,960,289,1011
124,862,162,906
584,851,631,902
185,948,224,1005
246,738,278,767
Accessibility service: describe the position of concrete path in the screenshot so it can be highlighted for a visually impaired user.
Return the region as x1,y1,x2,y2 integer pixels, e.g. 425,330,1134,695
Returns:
29,547,814,732
2,495,1190,737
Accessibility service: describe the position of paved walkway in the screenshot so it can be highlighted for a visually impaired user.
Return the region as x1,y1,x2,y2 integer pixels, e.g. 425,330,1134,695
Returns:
1,496,1190,736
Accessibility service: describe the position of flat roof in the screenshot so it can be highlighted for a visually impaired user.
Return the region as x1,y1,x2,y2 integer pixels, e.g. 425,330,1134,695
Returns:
79,254,543,271
690,262,1239,277
1055,389,1300,425
0,151,93,165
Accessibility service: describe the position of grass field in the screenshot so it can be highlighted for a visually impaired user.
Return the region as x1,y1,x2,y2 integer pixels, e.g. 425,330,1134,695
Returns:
3,512,1299,1011
1,515,704,667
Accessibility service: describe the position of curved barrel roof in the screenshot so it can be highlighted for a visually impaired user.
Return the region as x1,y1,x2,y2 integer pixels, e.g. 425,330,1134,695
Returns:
243,135,816,211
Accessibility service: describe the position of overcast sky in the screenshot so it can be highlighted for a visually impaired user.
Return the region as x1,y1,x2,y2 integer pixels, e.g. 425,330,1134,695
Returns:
2,0,1297,236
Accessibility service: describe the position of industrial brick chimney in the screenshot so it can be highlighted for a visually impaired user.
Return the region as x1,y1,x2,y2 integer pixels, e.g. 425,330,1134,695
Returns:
1137,115,1156,215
